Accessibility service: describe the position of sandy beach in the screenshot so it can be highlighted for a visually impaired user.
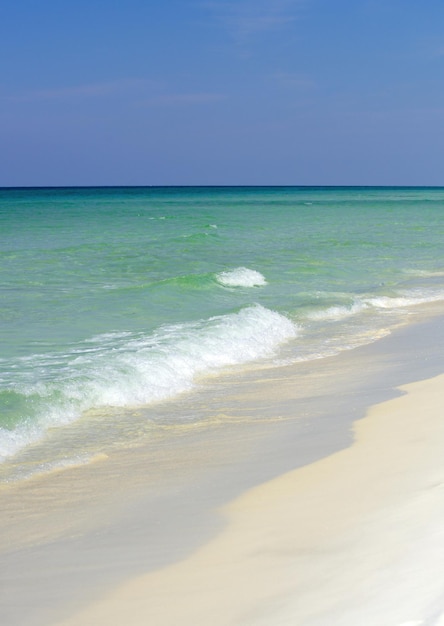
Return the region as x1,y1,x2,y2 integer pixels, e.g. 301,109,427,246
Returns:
2,305,444,626
60,374,444,626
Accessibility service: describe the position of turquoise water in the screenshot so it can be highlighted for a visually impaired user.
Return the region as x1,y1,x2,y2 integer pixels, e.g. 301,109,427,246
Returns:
1,186,444,477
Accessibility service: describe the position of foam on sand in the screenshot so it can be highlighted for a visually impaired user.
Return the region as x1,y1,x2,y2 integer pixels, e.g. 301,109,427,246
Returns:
58,373,444,626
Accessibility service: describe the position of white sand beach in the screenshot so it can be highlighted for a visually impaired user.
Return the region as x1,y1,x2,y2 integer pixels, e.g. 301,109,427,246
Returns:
58,373,444,626
2,306,444,626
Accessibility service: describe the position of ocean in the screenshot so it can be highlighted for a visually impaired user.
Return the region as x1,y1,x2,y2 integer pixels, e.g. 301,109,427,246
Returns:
1,186,443,482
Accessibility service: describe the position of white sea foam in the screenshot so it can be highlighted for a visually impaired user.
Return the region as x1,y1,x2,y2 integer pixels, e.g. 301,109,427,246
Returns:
403,269,444,278
3,453,105,483
0,305,297,462
0,421,45,463
216,267,267,287
305,289,444,323
306,302,368,321
363,290,444,309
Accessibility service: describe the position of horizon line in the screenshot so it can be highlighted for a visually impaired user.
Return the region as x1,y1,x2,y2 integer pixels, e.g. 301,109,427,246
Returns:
2,184,444,190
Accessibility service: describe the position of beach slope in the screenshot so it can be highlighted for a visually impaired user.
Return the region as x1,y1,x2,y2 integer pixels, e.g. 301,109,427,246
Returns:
59,373,444,626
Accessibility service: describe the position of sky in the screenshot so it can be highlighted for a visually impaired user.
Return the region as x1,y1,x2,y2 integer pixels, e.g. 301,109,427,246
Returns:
2,0,444,186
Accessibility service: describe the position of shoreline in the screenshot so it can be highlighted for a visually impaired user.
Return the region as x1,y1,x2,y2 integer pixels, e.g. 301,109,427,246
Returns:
1,303,444,625
59,373,444,626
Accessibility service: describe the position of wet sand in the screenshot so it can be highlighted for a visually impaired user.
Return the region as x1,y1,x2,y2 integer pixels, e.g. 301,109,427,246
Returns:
1,304,444,625
60,374,444,626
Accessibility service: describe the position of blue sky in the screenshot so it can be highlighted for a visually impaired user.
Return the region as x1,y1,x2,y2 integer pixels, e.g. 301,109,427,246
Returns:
2,0,444,186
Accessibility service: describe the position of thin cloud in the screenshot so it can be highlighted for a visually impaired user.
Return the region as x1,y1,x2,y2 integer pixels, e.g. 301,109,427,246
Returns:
203,0,305,43
429,46,444,58
0,79,154,103
140,92,226,106
273,71,316,90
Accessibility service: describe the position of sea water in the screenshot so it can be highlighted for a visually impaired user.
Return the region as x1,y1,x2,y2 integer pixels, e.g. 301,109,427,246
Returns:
1,186,443,480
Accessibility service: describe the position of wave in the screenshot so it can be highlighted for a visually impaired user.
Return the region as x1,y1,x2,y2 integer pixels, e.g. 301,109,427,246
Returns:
365,291,444,309
216,267,267,288
403,269,444,278
305,302,367,321
304,289,444,323
0,305,297,462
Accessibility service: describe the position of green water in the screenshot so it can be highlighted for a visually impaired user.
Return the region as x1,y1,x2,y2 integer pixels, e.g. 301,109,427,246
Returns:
1,186,443,471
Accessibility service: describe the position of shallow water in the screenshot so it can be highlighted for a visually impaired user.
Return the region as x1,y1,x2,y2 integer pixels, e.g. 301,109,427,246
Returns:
1,186,443,475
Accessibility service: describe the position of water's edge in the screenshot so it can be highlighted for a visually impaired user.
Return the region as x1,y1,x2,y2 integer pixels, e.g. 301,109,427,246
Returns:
1,302,444,626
